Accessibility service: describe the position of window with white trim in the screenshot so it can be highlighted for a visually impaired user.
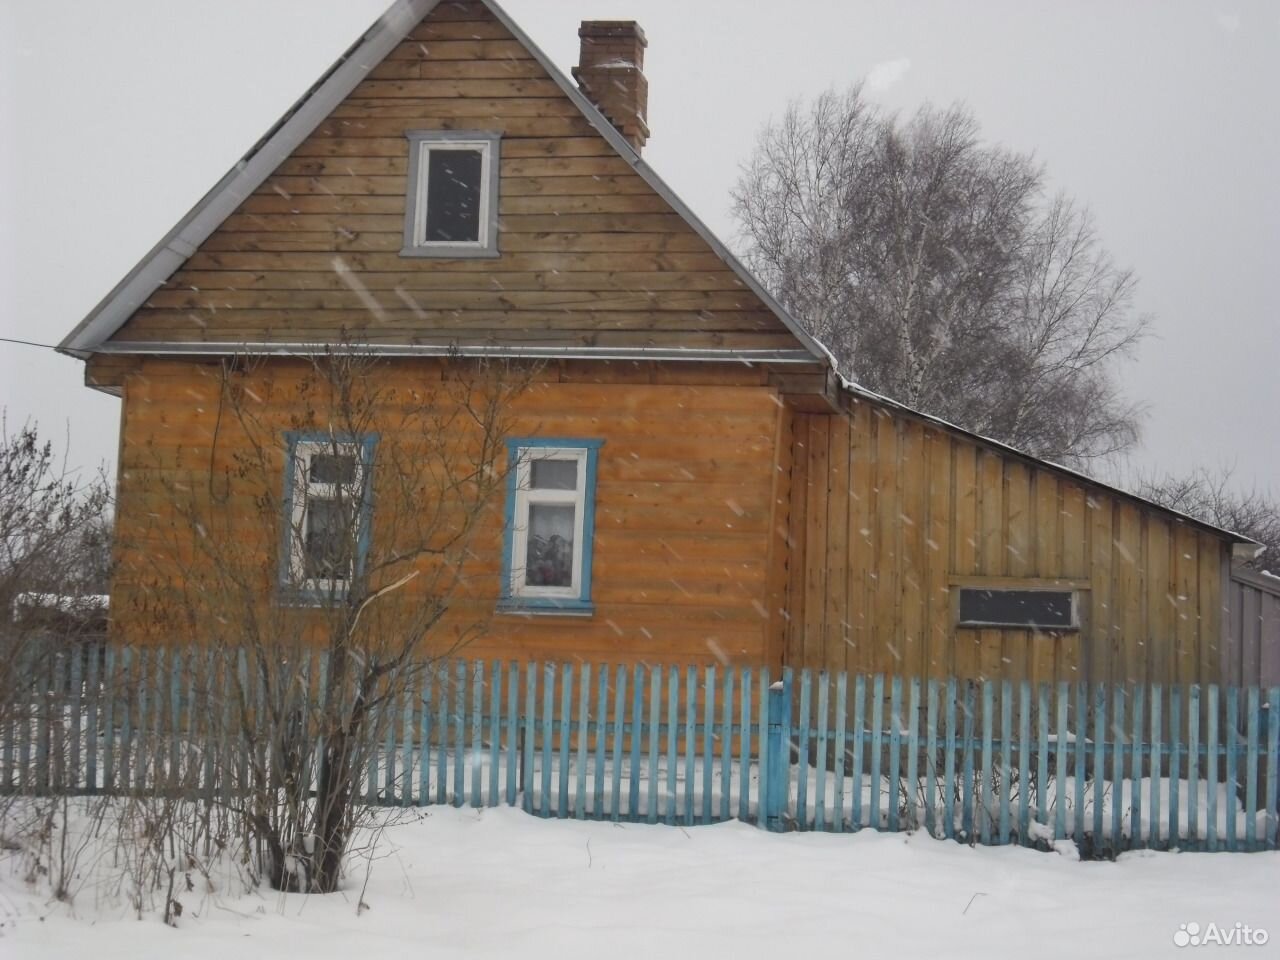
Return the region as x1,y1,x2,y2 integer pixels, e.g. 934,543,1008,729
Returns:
402,131,500,257
283,436,373,598
501,440,602,614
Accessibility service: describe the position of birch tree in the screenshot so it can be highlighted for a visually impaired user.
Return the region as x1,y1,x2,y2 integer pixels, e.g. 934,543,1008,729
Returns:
734,87,1147,466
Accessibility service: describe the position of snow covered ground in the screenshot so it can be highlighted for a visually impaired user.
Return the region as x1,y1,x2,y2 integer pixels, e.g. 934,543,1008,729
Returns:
3,805,1278,959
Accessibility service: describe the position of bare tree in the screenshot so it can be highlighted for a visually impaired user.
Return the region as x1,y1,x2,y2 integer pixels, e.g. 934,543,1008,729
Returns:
733,87,1147,467
1,416,111,733
1137,467,1279,572
125,346,533,892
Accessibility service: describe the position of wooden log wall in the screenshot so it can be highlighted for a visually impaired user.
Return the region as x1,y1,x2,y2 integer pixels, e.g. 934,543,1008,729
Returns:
783,400,1231,687
109,357,786,668
109,0,794,354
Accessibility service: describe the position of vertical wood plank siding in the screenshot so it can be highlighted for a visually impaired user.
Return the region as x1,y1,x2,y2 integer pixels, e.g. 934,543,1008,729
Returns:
1225,570,1280,688
784,404,1233,686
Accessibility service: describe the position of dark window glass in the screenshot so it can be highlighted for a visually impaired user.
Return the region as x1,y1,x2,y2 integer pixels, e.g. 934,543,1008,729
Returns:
525,503,575,587
309,453,357,484
530,459,577,491
958,589,1073,628
424,148,483,242
303,498,353,581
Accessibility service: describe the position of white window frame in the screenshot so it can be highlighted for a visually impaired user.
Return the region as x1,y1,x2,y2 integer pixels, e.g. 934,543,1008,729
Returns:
509,447,590,602
287,439,367,596
402,130,501,258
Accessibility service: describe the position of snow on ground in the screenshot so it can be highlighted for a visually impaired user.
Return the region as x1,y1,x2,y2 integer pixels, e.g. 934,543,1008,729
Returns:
3,805,1278,960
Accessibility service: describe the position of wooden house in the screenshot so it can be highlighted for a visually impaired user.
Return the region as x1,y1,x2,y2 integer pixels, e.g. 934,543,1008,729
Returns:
59,0,1256,689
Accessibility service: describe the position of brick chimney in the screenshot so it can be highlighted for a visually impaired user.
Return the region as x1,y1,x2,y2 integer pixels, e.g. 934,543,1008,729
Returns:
572,21,649,152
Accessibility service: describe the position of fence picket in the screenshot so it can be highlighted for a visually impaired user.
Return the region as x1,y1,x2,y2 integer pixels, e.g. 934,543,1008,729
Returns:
1037,683,1051,835
720,667,733,823
1168,685,1182,847
1131,684,1144,848
796,670,811,827
611,665,627,822
925,679,938,838
1091,683,1105,845
998,680,1011,845
1111,685,1125,850
815,672,829,831
490,661,503,808
980,681,993,845
665,666,678,826
521,663,536,814
1244,686,1258,850
943,677,956,840
1016,681,1030,844
1073,681,1086,844
68,648,83,793
1054,682,1067,844
419,667,432,806
684,666,696,826
1150,685,1163,847
1266,687,1279,850
506,662,519,808
647,665,661,825
557,663,572,818
871,674,884,832
738,668,752,824
1206,685,1219,851
1187,685,1200,844
961,681,976,841
473,662,486,810
540,663,555,818
576,664,590,819
701,666,714,825
85,644,100,794
888,676,903,834
834,672,849,833
593,665,607,819
1224,686,1238,851
853,674,866,832
628,665,642,820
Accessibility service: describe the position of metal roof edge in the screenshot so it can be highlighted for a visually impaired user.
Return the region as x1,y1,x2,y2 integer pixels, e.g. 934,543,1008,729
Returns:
95,340,817,364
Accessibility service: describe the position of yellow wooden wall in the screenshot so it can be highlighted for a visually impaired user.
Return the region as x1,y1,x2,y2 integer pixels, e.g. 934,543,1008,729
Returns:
108,0,792,354
782,401,1230,687
109,357,784,668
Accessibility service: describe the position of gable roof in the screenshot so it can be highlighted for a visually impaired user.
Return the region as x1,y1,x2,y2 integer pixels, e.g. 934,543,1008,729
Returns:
57,0,825,365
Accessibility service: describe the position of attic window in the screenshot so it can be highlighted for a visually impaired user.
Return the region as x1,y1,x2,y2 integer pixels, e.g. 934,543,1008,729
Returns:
402,131,501,258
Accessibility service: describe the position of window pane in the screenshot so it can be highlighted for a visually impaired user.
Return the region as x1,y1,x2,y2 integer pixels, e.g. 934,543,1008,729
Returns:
304,498,352,581
309,453,357,484
530,458,577,491
425,148,483,242
525,503,575,587
958,589,1073,628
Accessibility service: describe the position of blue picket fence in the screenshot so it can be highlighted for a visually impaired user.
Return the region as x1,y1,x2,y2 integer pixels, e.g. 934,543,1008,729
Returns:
3,648,1278,853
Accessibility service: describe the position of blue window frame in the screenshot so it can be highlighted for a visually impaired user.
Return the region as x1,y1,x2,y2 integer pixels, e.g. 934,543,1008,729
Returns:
499,438,602,616
279,432,377,603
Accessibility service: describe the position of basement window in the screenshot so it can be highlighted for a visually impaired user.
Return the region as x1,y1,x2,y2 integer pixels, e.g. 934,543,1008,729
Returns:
500,439,603,616
281,434,376,601
402,131,501,257
958,588,1077,630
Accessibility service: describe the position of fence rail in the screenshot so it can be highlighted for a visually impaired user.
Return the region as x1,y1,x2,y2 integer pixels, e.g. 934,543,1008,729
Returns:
3,646,1278,854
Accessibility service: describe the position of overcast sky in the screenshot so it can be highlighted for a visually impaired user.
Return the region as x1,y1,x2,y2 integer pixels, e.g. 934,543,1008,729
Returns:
2,1,1277,493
